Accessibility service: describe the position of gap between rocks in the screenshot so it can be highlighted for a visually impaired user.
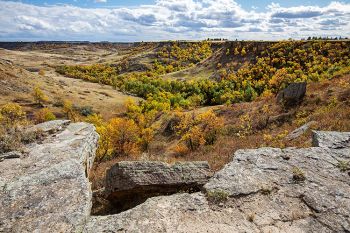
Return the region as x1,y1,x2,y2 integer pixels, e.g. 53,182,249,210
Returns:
91,161,212,215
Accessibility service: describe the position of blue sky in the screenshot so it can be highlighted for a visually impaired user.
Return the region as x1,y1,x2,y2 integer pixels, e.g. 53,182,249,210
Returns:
0,0,349,41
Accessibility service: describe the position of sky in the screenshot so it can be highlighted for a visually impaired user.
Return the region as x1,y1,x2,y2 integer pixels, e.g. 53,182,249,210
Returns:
0,0,349,41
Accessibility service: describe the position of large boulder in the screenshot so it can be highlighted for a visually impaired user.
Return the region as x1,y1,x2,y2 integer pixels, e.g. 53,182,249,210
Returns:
0,120,99,233
105,161,212,213
86,131,350,233
277,82,307,107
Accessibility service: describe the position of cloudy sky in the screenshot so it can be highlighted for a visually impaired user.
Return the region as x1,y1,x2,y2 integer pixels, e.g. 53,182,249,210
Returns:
0,0,349,41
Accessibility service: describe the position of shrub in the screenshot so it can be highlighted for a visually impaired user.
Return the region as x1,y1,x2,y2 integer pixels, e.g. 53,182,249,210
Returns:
0,127,22,153
38,69,45,76
34,108,56,123
32,86,48,105
140,127,155,151
0,103,26,126
63,100,78,121
181,125,206,151
79,106,94,116
107,118,139,157
337,161,350,172
172,144,189,156
292,167,306,182
207,189,229,204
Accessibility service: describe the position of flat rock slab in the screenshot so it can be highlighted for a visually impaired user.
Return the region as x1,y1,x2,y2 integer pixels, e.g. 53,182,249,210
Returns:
106,161,212,194
0,121,99,233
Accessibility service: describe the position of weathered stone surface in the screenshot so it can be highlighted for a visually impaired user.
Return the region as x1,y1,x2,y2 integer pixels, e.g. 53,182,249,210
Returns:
27,119,71,135
0,120,99,233
87,131,350,233
277,82,306,107
312,130,350,148
105,161,212,213
204,136,350,232
286,121,316,140
106,161,211,193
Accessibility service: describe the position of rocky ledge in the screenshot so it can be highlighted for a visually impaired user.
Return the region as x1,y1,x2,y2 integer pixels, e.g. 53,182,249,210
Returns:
102,161,212,213
1,120,349,233
0,120,99,232
87,130,350,233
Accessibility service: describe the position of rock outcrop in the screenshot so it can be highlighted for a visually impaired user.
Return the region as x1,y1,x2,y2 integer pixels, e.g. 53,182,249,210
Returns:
1,121,350,233
104,161,212,213
277,82,306,107
0,120,99,232
86,131,350,233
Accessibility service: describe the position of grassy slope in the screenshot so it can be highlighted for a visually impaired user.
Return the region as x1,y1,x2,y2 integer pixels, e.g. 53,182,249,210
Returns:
0,49,139,119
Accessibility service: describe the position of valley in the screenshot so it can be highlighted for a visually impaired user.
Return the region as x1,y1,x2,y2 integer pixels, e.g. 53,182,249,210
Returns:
0,40,350,191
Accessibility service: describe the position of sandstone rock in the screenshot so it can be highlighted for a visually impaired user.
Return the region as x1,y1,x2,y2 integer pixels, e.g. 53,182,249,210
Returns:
106,161,211,193
312,130,350,148
277,82,306,107
0,121,99,233
286,121,317,140
87,131,350,233
105,161,212,213
27,119,71,135
204,135,350,232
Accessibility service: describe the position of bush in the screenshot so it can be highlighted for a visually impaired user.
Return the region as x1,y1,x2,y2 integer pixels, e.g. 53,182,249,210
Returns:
34,108,56,123
107,118,140,157
0,127,23,153
63,100,79,121
207,189,229,204
38,69,45,76
0,103,26,126
79,106,94,116
174,110,224,151
32,86,48,105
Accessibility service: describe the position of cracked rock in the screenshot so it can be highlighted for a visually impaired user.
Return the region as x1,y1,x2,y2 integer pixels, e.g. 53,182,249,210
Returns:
0,120,99,233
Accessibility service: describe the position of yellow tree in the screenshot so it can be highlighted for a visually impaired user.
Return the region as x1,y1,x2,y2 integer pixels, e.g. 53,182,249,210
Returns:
140,127,155,151
181,125,205,151
196,110,224,145
0,103,26,126
241,47,247,56
107,118,140,156
63,100,78,121
32,86,48,105
85,114,110,160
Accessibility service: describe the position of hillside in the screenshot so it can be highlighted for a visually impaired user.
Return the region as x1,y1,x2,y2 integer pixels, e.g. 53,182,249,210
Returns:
0,51,139,119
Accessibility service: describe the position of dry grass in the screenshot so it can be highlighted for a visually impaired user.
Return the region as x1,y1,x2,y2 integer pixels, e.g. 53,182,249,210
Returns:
0,50,139,119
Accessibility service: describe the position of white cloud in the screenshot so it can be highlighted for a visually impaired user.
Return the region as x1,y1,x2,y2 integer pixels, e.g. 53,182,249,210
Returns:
0,0,349,41
95,0,107,3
